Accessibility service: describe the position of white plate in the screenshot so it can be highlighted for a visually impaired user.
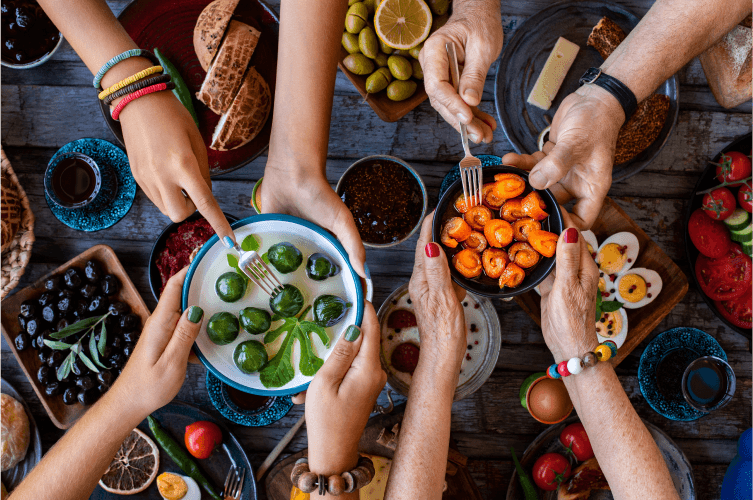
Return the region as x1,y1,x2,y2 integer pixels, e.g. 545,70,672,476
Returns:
182,215,364,396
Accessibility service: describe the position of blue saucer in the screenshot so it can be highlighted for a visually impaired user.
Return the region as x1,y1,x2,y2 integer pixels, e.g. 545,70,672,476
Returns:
206,371,293,427
638,327,727,421
439,154,505,198
45,138,136,232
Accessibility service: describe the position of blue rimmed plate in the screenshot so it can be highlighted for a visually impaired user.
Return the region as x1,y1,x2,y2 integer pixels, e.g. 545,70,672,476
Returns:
206,371,293,427
182,214,364,396
44,138,136,232
638,327,727,422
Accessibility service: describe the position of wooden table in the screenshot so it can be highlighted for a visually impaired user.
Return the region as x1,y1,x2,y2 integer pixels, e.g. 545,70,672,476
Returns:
1,0,751,498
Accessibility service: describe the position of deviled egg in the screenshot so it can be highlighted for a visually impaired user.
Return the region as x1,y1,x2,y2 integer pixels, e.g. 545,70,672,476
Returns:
597,273,616,298
613,268,663,309
582,230,599,261
596,232,639,275
595,307,628,347
157,473,202,500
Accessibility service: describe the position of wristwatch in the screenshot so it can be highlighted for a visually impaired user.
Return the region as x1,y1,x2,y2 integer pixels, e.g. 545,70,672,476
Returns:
579,68,638,120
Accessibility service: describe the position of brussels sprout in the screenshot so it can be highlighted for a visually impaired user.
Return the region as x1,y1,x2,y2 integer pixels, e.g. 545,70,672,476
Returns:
234,340,268,374
270,285,305,317
267,242,303,274
306,253,341,281
239,307,272,335
215,272,246,302
206,312,240,345
313,295,350,327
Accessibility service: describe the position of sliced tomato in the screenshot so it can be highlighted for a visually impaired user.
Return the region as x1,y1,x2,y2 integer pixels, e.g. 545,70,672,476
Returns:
695,244,752,301
688,208,731,258
715,292,752,330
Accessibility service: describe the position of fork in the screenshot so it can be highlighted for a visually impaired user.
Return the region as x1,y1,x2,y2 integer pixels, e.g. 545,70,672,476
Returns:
224,466,246,500
230,241,285,297
446,42,483,208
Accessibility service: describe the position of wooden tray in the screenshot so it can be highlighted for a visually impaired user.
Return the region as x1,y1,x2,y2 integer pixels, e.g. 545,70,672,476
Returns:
0,245,151,429
514,197,689,366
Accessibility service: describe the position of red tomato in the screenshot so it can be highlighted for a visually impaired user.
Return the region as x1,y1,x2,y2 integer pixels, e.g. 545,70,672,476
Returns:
716,151,752,187
559,423,595,461
185,421,223,459
695,244,752,301
738,183,752,213
532,453,572,491
688,208,732,258
715,292,752,329
702,187,736,220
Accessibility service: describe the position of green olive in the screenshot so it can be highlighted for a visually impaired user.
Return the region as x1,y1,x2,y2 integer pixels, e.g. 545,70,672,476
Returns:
387,55,412,80
358,27,378,59
387,80,418,101
345,3,368,34
348,0,360,5
343,53,375,75
374,52,389,67
430,13,449,34
409,43,423,60
365,67,392,93
342,32,360,54
363,0,377,14
392,49,410,57
426,0,449,15
378,39,394,55
412,59,424,79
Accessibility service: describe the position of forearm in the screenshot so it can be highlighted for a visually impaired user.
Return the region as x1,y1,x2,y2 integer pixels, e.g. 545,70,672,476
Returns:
10,390,143,500
601,0,750,101
450,0,500,27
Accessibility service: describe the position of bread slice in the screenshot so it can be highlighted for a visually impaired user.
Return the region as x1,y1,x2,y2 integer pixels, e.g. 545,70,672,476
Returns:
196,20,261,115
193,0,240,71
210,67,271,151
557,458,610,500
587,17,626,60
699,24,752,108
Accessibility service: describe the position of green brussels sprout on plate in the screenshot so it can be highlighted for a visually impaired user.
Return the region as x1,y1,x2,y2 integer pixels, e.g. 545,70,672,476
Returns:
267,242,303,274
306,253,340,281
206,312,240,345
239,307,272,335
234,340,268,374
270,284,305,317
313,295,351,327
215,272,247,302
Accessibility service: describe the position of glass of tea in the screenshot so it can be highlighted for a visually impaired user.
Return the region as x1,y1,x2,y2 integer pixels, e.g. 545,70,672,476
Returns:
44,152,103,208
681,355,736,413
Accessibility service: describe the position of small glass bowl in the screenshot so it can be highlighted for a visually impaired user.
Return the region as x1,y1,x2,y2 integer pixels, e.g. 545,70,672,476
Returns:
43,152,103,209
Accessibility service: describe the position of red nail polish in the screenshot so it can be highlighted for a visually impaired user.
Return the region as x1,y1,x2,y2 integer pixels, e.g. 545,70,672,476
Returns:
425,242,440,258
564,228,579,244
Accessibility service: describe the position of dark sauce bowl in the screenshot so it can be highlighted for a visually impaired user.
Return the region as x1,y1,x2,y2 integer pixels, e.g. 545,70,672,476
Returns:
1,0,63,69
432,164,563,299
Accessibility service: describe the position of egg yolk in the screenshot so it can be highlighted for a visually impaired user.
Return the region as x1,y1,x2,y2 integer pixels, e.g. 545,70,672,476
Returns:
619,274,647,302
595,311,622,337
597,243,627,274
598,276,607,293
157,473,188,500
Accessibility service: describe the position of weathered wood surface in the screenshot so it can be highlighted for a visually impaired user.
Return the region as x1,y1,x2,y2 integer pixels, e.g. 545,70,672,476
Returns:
1,0,751,499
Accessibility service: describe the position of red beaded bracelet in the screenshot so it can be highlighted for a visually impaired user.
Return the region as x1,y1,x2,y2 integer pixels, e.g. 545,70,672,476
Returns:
110,82,175,121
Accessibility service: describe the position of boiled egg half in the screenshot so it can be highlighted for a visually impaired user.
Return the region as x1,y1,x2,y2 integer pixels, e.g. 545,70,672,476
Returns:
596,232,639,276
157,473,201,500
595,307,628,348
613,268,662,309
582,230,599,261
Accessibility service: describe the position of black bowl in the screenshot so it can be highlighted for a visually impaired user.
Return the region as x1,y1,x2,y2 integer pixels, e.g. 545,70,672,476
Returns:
684,133,752,339
432,165,564,299
148,212,239,303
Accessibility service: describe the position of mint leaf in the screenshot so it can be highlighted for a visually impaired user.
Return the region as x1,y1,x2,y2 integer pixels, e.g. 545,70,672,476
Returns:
601,300,623,313
241,234,260,252
227,253,250,282
262,252,270,264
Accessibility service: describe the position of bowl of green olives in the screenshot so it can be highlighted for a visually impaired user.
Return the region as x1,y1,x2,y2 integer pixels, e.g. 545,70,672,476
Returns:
182,214,365,396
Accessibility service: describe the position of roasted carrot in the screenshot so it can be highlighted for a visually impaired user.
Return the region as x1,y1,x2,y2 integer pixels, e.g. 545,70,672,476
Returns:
462,231,488,253
508,242,541,268
482,183,505,210
484,219,514,248
501,198,526,222
522,191,548,221
512,217,541,242
493,173,526,199
440,217,472,248
464,206,493,231
454,193,470,213
498,263,525,288
452,249,483,278
482,248,509,278
528,229,558,258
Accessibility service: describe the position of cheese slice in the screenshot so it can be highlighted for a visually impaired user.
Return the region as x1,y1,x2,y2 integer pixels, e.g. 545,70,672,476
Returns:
527,37,580,111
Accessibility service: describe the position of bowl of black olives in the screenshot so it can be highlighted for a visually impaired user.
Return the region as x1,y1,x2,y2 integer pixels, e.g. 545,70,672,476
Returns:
1,0,64,69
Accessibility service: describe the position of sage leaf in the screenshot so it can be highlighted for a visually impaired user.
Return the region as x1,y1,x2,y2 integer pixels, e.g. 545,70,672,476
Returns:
57,352,74,381
98,323,107,357
44,339,72,350
50,315,103,339
78,351,100,373
241,234,260,252
89,331,108,369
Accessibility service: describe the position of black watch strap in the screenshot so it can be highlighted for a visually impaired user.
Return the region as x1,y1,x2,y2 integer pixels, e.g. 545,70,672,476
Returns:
579,68,638,120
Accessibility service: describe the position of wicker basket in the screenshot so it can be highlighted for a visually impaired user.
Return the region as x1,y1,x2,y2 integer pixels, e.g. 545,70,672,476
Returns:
1,147,35,299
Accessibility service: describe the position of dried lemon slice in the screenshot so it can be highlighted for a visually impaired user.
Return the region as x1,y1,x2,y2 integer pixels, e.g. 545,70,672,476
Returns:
99,428,159,495
374,0,432,50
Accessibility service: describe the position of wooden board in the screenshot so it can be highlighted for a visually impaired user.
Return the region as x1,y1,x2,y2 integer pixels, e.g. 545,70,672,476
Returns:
0,245,151,429
514,196,689,366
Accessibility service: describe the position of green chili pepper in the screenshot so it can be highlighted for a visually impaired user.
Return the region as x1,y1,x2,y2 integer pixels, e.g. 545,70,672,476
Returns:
511,447,538,500
147,415,222,500
153,48,200,128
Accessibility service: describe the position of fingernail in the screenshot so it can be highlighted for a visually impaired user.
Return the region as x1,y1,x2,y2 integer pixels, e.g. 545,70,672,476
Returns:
470,134,479,143
529,171,547,188
564,228,579,244
344,325,361,342
222,236,234,249
364,263,371,280
457,112,470,123
187,306,204,324
425,242,440,258
464,89,479,102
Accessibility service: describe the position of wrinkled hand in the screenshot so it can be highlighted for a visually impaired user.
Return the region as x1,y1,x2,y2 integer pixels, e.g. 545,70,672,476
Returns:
503,85,624,229
109,267,202,418
408,213,466,370
119,92,234,241
419,8,503,143
538,212,600,362
305,302,386,475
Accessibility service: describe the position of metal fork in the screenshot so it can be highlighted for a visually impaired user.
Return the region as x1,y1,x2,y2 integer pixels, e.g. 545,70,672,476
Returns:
231,242,285,297
446,42,483,208
224,466,245,500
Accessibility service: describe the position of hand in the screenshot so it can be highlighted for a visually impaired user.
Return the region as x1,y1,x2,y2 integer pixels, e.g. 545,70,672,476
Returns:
419,6,503,144
502,84,624,229
108,267,203,418
538,212,600,362
118,91,235,242
260,162,367,278
408,213,466,371
305,302,386,475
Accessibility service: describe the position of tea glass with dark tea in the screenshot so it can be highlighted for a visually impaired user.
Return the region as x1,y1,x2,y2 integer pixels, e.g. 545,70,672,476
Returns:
44,152,107,208
681,355,736,413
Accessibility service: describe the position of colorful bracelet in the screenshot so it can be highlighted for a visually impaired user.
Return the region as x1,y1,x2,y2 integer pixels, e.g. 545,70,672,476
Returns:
98,65,164,100
93,49,160,90
110,82,175,121
103,73,172,105
290,457,374,496
546,340,618,379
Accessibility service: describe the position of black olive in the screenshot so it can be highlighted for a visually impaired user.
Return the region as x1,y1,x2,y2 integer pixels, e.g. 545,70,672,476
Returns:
26,317,44,336
47,350,64,368
14,6,33,29
77,389,97,406
97,383,109,394
57,290,76,314
121,331,139,343
37,365,50,385
41,304,58,324
79,283,98,299
119,313,139,331
75,375,94,390
71,299,88,321
97,371,113,387
84,260,102,283
108,336,122,350
38,346,51,363
104,314,121,332
19,299,37,318
71,358,87,377
44,381,61,397
88,295,109,315
62,387,77,405
17,314,27,331
100,274,120,296
100,345,112,359
63,268,83,289
108,301,129,316
38,292,55,307
108,353,125,369
56,318,70,331
14,332,29,351
122,342,135,357
43,275,61,291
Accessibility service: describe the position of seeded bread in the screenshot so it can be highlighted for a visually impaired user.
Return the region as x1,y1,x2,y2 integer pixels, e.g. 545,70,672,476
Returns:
193,0,240,71
211,67,271,151
587,17,626,60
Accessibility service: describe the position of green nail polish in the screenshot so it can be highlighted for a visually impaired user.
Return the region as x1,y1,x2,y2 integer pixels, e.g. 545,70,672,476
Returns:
187,306,204,324
344,325,361,342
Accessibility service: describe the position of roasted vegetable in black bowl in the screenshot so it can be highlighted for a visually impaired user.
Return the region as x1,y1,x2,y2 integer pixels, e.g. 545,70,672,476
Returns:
306,253,341,281
270,285,304,318
239,307,272,335
313,295,350,327
267,242,303,274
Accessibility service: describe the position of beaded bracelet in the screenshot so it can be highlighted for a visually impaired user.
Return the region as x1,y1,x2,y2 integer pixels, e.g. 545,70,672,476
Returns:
111,82,175,121
546,340,618,379
93,49,160,90
98,65,164,100
103,74,172,105
291,456,374,496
